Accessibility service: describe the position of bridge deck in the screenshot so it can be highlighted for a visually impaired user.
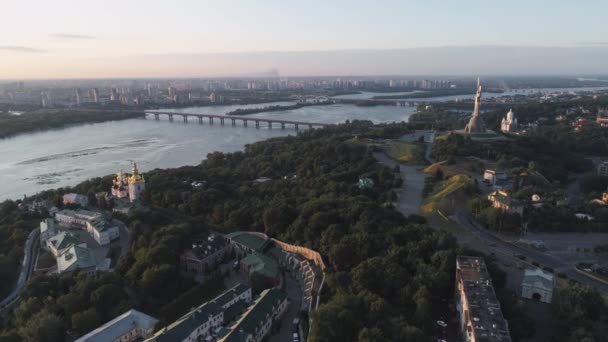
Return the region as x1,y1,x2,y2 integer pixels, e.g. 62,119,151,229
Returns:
146,111,328,126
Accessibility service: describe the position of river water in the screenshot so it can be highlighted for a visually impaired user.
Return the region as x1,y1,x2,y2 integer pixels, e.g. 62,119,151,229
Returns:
2,86,607,201
0,101,416,200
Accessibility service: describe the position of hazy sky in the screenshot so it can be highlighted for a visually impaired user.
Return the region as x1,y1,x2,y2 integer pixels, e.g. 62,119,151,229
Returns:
1,0,608,78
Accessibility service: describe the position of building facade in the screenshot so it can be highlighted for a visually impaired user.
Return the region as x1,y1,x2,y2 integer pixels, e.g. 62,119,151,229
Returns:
598,161,608,177
521,269,554,303
63,193,89,207
55,209,100,228
181,233,231,278
455,256,511,342
501,109,518,133
40,218,57,244
75,309,158,342
112,162,146,202
146,284,252,342
483,169,507,186
218,288,289,342
488,190,524,216
86,217,120,246
128,162,146,202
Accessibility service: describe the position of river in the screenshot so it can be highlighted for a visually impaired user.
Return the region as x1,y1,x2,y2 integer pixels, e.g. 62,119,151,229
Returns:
333,86,608,102
2,85,607,201
0,101,415,200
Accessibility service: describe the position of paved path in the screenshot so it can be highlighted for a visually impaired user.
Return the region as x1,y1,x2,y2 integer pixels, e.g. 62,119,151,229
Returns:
270,271,302,342
0,228,39,311
374,151,426,216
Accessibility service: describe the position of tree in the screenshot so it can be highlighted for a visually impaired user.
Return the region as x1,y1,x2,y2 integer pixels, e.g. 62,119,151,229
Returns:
71,308,100,335
18,310,65,342
87,192,97,207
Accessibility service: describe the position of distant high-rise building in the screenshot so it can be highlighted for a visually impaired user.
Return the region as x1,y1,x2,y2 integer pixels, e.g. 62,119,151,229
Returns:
119,94,131,105
110,88,119,101
89,88,99,103
75,89,81,105
168,86,175,97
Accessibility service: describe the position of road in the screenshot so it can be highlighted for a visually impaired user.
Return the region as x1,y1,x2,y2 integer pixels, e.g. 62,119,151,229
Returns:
270,270,303,342
373,151,426,216
0,228,39,311
453,210,608,294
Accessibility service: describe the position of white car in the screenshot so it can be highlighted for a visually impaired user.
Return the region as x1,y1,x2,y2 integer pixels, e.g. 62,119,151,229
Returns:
436,320,447,328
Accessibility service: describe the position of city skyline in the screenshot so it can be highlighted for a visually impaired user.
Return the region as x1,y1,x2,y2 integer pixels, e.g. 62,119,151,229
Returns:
2,0,608,78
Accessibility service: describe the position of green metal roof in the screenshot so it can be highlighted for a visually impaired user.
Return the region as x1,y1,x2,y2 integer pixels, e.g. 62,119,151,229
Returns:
221,288,287,342
88,217,116,232
226,231,271,253
57,245,97,272
241,253,280,279
147,284,251,342
48,232,82,250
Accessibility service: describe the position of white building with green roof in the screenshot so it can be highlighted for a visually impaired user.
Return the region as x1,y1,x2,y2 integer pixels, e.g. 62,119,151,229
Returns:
40,218,57,244
57,245,97,275
75,309,158,342
46,231,86,257
146,284,252,342
218,288,288,342
55,209,100,228
86,217,119,246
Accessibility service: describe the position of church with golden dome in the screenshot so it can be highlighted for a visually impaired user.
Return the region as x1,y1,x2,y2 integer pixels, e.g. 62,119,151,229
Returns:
111,162,146,202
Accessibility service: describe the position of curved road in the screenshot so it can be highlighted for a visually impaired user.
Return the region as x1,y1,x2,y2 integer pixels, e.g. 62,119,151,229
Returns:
0,229,39,311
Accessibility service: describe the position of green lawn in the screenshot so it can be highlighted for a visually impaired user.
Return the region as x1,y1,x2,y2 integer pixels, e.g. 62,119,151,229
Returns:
386,142,426,164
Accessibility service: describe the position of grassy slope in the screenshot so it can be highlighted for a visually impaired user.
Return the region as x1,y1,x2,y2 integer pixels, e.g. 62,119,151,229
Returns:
385,142,426,164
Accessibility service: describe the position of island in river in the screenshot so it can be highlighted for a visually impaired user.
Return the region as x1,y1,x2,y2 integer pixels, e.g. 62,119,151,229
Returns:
0,110,143,139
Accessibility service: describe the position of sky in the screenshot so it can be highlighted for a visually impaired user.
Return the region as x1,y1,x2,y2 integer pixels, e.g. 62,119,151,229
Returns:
1,0,608,78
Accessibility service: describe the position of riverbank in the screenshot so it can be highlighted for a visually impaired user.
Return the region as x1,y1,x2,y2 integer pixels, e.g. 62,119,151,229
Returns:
0,110,144,139
225,102,335,116
373,88,504,100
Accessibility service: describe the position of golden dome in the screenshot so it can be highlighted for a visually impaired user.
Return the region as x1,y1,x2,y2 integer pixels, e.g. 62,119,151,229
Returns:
128,162,145,183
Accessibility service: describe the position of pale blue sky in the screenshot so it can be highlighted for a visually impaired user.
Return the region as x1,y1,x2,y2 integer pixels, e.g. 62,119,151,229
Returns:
1,0,607,78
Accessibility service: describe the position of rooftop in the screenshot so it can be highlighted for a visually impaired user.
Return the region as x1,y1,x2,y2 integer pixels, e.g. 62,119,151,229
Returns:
57,209,100,218
189,234,229,260
241,253,280,279
48,231,82,250
57,245,97,272
88,217,116,232
220,288,287,342
75,309,158,342
522,269,554,290
457,256,511,342
147,284,251,342
226,231,271,253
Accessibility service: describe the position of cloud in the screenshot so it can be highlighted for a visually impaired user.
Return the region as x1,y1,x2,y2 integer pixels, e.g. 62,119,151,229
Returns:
0,46,46,53
52,33,95,40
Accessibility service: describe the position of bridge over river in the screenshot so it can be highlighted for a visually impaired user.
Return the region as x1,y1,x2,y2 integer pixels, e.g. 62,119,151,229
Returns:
145,111,330,130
